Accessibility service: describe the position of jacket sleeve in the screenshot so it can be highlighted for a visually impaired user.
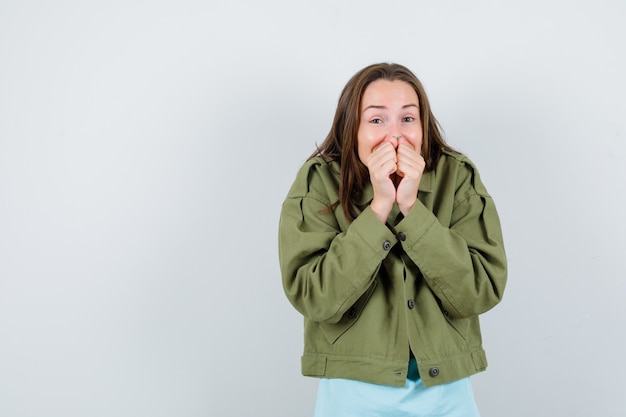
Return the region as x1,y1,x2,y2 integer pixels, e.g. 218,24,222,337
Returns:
278,165,397,324
396,159,507,319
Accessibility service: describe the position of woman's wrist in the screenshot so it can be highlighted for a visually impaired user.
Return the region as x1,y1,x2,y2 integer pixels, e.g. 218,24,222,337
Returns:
398,198,416,216
370,198,392,223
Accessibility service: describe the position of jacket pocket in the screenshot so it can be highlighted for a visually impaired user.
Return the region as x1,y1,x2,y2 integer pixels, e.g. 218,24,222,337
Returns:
443,310,470,341
319,280,378,344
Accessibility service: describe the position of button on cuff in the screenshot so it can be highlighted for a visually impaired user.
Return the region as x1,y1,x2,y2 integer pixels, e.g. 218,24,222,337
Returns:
382,240,392,250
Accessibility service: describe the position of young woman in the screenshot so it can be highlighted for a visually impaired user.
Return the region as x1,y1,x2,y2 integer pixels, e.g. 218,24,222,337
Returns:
278,63,507,417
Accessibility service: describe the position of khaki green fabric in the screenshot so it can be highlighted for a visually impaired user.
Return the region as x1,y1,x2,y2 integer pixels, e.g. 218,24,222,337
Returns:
278,150,507,387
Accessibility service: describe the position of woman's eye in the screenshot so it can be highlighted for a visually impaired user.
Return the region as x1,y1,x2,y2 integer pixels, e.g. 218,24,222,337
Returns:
369,118,383,124
403,116,415,123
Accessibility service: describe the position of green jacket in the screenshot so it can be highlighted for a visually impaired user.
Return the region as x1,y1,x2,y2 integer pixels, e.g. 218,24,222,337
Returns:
278,150,507,387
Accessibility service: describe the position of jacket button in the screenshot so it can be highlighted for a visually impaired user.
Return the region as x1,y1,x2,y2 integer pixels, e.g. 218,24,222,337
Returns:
407,299,415,309
429,367,440,377
397,232,406,241
382,240,391,250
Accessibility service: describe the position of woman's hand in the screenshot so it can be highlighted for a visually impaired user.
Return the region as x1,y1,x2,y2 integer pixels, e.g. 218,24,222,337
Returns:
365,141,398,223
395,139,425,215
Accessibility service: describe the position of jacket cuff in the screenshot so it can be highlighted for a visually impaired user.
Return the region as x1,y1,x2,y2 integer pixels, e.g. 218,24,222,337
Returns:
352,206,399,258
394,201,437,249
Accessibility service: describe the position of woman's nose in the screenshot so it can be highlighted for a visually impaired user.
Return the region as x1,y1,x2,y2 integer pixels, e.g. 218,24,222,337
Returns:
386,134,403,148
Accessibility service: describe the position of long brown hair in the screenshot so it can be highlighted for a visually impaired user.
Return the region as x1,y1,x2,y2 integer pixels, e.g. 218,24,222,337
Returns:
310,62,454,222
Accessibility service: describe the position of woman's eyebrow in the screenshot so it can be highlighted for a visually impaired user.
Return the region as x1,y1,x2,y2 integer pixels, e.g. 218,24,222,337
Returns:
362,105,386,111
362,103,419,112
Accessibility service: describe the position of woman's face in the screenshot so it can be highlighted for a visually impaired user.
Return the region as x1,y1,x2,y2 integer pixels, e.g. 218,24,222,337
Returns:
357,79,423,164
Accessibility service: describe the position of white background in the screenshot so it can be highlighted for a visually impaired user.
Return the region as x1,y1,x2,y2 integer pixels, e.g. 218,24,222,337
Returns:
1,1,625,416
